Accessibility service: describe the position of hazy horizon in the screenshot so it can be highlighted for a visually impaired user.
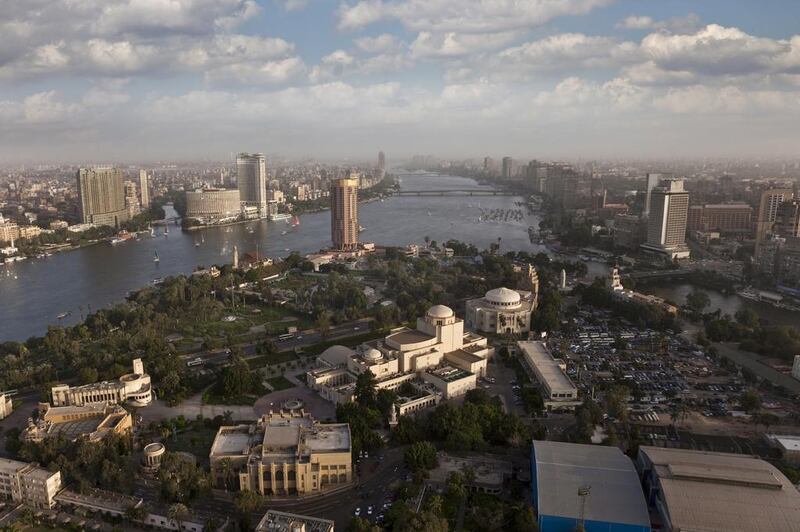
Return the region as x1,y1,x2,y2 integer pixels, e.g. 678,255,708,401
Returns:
3,0,800,163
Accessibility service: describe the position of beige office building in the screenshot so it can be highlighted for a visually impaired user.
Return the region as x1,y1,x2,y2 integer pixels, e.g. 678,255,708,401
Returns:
0,458,63,508
642,178,690,259
756,188,794,242
330,178,358,251
77,167,129,227
185,188,242,224
237,153,269,218
209,411,352,495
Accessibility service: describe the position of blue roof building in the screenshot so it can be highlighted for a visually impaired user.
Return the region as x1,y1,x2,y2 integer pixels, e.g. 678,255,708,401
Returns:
532,441,651,532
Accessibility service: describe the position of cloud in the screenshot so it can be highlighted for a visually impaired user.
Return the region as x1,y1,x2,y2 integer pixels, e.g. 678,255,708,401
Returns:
498,33,638,70
617,14,700,33
354,33,402,54
338,0,615,32
278,0,310,11
411,31,522,58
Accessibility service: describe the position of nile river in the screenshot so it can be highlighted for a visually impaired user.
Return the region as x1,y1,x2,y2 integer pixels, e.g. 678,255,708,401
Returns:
0,173,545,340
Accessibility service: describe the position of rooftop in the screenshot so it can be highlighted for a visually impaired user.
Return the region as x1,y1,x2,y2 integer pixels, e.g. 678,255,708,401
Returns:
640,446,800,532
254,510,334,532
386,329,434,345
533,441,650,527
210,426,253,456
429,365,472,383
446,349,484,364
517,341,576,394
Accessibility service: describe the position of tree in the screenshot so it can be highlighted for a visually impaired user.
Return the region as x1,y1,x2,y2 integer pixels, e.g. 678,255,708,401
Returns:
354,371,378,408
735,308,760,329
686,289,711,314
168,503,189,532
125,504,147,523
741,389,762,413
346,517,382,532
317,310,332,340
405,441,438,473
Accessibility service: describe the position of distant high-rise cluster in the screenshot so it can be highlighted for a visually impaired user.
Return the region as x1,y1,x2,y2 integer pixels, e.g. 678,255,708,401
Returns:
642,178,690,259
236,152,268,218
378,151,386,171
76,167,128,228
330,177,358,251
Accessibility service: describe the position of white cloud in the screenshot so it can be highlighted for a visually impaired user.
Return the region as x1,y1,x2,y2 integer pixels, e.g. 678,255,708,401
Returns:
617,14,700,33
338,0,615,32
355,33,402,54
498,33,638,70
411,31,522,58
278,0,310,11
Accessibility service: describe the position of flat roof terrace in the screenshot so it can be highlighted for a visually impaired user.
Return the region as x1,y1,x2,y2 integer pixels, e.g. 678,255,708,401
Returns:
429,366,472,382
210,427,253,456
386,329,435,345
518,341,576,395
302,425,350,453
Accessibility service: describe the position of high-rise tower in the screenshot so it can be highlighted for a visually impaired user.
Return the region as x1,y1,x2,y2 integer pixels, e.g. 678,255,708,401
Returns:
236,153,268,218
331,178,358,251
641,178,690,259
139,169,150,209
378,151,386,171
76,167,128,228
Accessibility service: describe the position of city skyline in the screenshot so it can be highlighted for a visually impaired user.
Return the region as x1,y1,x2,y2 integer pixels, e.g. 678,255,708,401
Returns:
2,1,800,162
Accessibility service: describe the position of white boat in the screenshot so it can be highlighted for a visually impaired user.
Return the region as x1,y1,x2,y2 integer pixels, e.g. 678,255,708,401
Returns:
153,251,160,263
57,311,71,319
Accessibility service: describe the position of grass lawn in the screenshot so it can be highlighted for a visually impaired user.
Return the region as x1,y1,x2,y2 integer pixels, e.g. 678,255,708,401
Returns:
202,391,261,406
168,424,219,467
266,376,296,391
248,350,299,369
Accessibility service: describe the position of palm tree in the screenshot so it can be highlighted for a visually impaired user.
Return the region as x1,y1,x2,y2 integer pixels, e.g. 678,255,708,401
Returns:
168,503,189,532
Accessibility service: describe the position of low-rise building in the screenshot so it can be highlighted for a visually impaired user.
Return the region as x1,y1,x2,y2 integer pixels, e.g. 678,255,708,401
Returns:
51,358,152,407
22,402,132,443
308,305,492,414
765,434,800,465
465,266,539,334
607,268,678,315
532,441,650,532
255,510,334,532
0,392,12,420
0,457,63,509
637,446,800,532
517,341,579,409
209,410,352,495
427,453,512,495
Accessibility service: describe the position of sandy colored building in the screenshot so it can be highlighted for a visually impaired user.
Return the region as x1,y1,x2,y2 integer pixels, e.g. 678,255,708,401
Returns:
185,188,241,224
209,411,352,495
330,177,358,251
308,305,492,414
76,167,129,228
465,265,539,334
51,358,152,407
22,402,132,443
0,392,12,420
517,341,579,409
0,457,63,509
255,510,334,532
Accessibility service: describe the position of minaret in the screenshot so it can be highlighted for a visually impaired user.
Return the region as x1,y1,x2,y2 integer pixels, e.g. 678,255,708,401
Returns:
233,245,239,269
389,403,399,427
560,269,567,289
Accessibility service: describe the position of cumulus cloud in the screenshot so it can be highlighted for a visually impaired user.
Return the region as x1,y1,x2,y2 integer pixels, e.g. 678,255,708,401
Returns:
617,13,700,33
354,34,402,54
338,0,614,32
411,31,522,58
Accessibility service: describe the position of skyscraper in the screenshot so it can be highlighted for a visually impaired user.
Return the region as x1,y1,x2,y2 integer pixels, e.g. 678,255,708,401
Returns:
642,178,690,259
502,157,513,178
236,153,268,218
124,181,140,217
378,151,386,171
330,177,358,251
644,173,667,217
756,188,794,242
774,199,800,238
76,167,129,228
139,169,150,209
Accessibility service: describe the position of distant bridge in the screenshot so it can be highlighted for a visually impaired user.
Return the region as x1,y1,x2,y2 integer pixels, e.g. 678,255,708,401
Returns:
392,189,517,196
624,270,693,281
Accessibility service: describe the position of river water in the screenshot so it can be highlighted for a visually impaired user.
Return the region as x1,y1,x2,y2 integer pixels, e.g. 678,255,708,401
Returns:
0,173,545,341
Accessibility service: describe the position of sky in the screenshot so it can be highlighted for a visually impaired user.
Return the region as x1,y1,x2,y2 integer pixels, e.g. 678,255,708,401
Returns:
2,0,800,164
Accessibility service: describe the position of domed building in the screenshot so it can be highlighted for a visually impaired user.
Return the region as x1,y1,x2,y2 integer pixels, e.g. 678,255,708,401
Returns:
307,303,493,414
465,265,539,334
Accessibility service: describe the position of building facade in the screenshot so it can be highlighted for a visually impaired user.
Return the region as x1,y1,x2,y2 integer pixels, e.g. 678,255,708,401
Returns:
0,392,12,419
139,169,150,209
756,188,794,242
185,188,242,224
236,153,268,218
209,411,352,496
51,358,152,407
686,203,753,234
501,157,513,178
330,177,358,251
517,341,579,409
22,403,132,443
76,167,129,227
0,458,63,509
642,178,690,259
465,265,539,334
255,510,334,532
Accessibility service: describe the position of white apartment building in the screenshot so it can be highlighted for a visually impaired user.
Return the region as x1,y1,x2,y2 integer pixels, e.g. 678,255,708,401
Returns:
0,458,63,509
0,392,12,420
51,358,152,407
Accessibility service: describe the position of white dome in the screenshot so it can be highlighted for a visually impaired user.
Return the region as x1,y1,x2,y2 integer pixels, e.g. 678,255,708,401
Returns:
320,345,356,366
363,348,383,362
485,287,521,306
427,305,454,319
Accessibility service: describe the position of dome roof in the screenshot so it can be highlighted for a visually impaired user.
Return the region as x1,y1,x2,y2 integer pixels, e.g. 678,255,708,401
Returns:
485,287,521,305
427,304,454,319
320,345,356,365
363,348,383,362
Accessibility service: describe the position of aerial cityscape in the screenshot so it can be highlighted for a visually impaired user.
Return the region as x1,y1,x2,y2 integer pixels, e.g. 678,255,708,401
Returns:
2,1,800,532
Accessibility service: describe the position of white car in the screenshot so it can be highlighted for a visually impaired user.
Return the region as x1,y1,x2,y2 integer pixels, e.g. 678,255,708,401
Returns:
367,506,373,515
354,508,361,516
